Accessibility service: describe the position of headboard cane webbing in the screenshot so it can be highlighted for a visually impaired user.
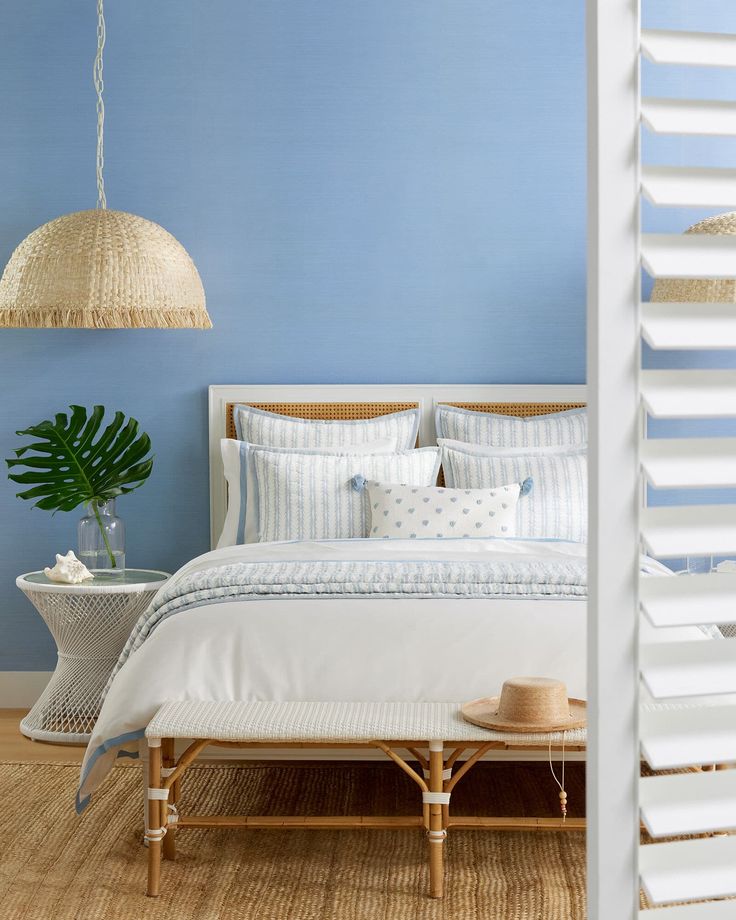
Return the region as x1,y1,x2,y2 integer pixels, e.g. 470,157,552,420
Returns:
442,402,586,417
226,402,420,440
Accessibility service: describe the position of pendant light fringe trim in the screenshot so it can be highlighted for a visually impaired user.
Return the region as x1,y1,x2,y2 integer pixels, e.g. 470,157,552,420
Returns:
0,308,212,330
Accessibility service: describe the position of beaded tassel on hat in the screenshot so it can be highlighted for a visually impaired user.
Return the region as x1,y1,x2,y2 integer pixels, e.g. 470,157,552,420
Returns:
548,733,568,822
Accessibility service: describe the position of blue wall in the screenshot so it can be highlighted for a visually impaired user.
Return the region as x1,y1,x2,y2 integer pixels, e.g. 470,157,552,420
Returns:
0,1,587,669
1,2,733,670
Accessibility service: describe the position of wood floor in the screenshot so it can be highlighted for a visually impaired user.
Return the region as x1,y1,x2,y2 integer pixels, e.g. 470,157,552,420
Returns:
0,709,85,763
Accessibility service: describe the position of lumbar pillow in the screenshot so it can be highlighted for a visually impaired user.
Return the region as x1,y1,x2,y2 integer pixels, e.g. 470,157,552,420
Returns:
435,404,587,448
365,480,528,539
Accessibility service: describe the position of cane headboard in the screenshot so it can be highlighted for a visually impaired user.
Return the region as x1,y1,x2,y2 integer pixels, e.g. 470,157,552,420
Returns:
209,384,587,547
440,401,586,416
225,402,420,440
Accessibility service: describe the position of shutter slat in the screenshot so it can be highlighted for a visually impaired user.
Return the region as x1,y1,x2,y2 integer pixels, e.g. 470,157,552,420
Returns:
641,29,736,68
639,902,736,919
641,573,736,628
642,303,736,350
642,165,736,208
641,438,736,488
641,370,736,419
639,836,736,906
640,769,736,837
641,505,736,557
640,703,736,770
632,14,736,912
642,98,736,136
640,638,736,699
641,233,736,278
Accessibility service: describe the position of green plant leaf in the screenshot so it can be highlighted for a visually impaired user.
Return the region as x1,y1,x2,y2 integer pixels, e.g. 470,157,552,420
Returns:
6,405,154,513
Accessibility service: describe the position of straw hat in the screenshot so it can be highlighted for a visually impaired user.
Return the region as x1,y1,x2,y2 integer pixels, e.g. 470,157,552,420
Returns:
651,211,736,305
462,677,586,733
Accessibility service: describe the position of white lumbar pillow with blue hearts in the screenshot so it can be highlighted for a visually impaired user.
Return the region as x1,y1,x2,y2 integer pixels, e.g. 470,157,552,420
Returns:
366,479,531,539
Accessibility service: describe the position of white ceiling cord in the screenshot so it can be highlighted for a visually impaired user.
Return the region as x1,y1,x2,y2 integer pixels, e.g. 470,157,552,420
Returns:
94,0,107,209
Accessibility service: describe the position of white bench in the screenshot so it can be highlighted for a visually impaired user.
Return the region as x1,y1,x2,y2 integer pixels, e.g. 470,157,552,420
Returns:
144,700,586,899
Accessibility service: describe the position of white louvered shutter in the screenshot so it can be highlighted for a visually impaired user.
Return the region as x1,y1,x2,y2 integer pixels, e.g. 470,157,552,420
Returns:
588,6,736,920
638,19,736,917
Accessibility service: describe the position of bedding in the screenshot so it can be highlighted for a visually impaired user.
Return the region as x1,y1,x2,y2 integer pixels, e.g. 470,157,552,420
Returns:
440,441,587,543
250,446,441,542
78,537,714,813
234,404,420,451
218,437,398,548
366,480,527,539
79,536,588,810
435,404,587,448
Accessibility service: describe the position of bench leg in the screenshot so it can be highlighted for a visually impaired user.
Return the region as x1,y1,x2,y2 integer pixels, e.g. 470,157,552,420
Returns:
162,738,177,861
146,739,164,897
428,741,447,898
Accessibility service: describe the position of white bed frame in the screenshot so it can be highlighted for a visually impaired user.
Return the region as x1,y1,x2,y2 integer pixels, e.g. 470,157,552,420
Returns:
208,383,586,549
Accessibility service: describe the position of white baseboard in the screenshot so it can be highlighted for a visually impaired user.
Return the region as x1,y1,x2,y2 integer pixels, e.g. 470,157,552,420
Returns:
0,671,52,708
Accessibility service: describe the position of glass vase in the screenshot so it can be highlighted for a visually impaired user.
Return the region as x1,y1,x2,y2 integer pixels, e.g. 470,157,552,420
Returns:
78,499,125,572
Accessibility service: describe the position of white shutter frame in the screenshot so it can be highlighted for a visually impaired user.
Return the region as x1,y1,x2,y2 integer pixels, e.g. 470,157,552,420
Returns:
586,1,642,917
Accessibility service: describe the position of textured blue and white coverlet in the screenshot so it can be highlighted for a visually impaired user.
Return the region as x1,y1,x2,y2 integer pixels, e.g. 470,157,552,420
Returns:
108,539,587,687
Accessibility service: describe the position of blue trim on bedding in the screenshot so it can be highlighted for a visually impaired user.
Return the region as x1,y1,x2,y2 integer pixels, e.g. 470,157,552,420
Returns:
236,440,250,544
234,406,245,441
76,728,145,813
434,403,446,440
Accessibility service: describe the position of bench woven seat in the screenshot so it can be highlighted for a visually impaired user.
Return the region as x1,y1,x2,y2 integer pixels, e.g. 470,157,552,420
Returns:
143,698,587,900
145,700,588,746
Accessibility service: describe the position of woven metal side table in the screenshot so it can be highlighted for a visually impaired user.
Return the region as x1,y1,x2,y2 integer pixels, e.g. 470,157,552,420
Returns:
17,569,169,744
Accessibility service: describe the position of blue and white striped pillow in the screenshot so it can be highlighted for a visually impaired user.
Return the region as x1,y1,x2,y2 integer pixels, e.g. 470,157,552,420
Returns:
218,437,397,548
435,404,587,448
235,404,420,450
250,446,441,543
440,440,587,543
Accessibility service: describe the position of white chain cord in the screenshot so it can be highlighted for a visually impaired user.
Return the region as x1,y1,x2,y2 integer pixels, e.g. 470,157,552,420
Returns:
93,0,107,209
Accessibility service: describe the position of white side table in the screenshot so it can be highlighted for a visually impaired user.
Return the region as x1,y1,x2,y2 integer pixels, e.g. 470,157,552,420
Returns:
17,569,169,744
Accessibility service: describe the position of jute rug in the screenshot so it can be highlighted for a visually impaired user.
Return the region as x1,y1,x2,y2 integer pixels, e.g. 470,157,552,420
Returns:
0,760,586,920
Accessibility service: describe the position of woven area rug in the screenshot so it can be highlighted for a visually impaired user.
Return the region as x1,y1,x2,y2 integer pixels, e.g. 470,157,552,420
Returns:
0,760,586,920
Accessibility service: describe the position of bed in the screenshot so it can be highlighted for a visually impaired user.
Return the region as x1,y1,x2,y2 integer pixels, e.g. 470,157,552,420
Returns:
77,383,708,812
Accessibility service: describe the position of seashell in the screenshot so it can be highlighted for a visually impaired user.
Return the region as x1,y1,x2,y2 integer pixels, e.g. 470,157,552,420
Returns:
44,550,94,584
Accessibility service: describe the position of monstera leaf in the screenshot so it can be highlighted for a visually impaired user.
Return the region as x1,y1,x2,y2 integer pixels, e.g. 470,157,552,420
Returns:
7,405,153,512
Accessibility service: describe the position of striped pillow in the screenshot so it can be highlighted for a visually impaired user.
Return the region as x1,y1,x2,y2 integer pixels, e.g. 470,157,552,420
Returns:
435,404,587,448
234,405,420,451
218,437,397,548
250,446,441,543
440,440,587,543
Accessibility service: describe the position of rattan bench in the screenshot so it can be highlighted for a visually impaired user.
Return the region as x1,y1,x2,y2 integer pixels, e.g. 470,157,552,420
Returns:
144,700,586,899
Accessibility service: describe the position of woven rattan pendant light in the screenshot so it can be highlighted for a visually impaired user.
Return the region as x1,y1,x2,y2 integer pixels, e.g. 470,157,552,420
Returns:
651,211,736,304
0,1,211,329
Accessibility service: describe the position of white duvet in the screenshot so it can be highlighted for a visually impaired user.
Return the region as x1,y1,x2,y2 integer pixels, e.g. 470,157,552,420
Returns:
76,537,699,811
